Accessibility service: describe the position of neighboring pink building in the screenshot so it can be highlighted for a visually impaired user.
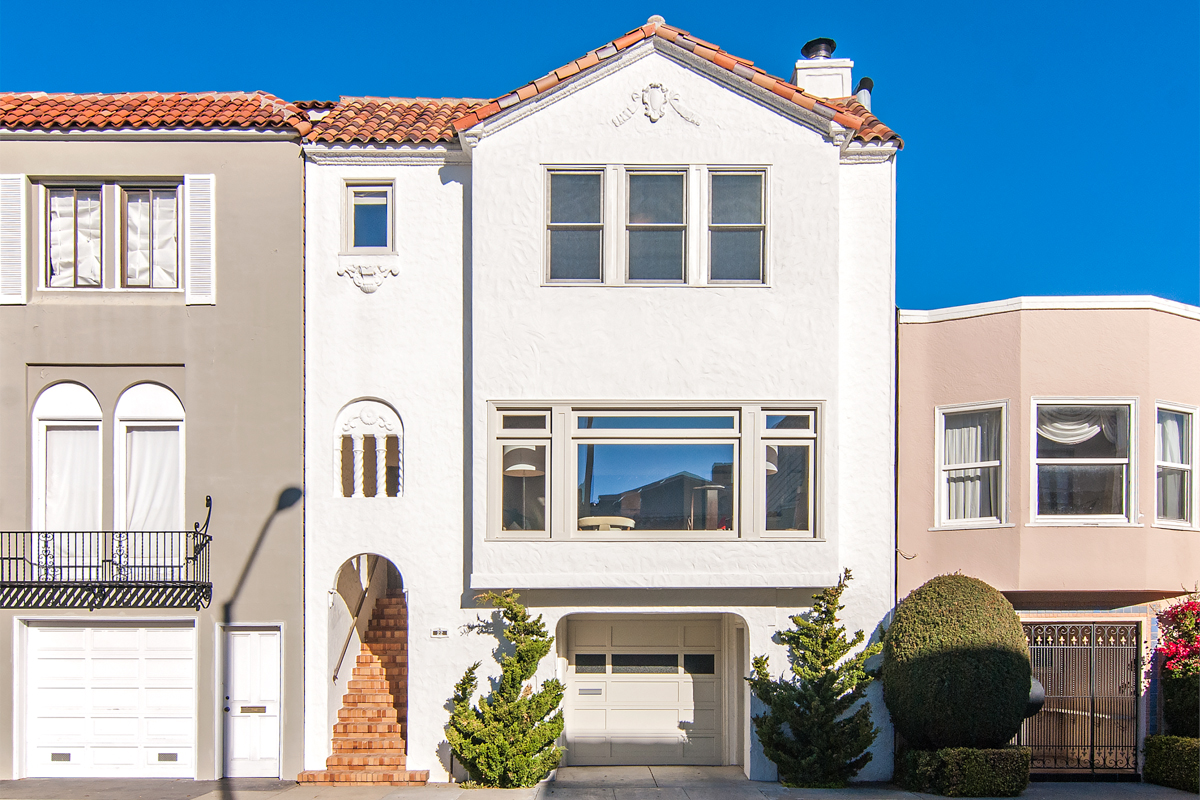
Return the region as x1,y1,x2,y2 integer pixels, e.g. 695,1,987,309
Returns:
897,296,1200,778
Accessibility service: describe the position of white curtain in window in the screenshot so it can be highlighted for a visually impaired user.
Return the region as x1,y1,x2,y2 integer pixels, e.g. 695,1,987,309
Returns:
1158,411,1190,521
1159,412,1187,464
48,191,76,287
153,193,178,287
125,192,151,286
125,426,181,530
75,192,102,286
1037,406,1119,445
945,410,1000,520
45,426,100,530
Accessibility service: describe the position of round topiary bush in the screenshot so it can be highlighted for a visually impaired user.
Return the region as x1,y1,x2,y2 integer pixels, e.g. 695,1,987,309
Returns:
882,574,1030,750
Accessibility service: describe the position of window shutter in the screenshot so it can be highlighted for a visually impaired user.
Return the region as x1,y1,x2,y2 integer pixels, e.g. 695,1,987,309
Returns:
183,174,216,305
0,174,28,305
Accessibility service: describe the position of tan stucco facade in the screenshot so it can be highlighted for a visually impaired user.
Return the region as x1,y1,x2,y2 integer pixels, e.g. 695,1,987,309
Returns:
897,301,1200,607
0,136,304,779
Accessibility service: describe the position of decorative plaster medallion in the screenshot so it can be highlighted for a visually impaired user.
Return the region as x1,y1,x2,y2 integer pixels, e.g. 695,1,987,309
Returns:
337,263,399,293
612,83,700,128
340,402,398,434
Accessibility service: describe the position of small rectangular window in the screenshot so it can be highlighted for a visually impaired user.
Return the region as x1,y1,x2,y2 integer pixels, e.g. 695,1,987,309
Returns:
123,188,179,288
503,414,548,430
502,443,547,532
574,654,607,674
611,654,677,673
940,407,1004,524
627,173,685,282
1035,404,1130,519
348,185,392,251
709,173,764,282
766,443,812,532
1157,407,1192,523
47,188,102,288
548,172,602,281
683,654,715,674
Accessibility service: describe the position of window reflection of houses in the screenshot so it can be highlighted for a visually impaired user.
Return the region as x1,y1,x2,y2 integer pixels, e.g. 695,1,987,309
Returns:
584,462,734,531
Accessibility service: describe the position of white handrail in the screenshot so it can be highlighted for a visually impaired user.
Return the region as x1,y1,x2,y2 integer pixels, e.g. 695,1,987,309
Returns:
332,558,384,683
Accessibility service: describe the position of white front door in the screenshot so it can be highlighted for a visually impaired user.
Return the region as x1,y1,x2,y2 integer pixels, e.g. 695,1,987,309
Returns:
25,621,196,777
565,617,723,766
225,627,281,777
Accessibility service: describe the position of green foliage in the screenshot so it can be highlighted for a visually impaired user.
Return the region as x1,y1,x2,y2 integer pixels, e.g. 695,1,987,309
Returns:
1163,671,1200,738
1143,735,1200,794
446,590,564,788
746,569,882,788
881,574,1030,749
895,746,1031,797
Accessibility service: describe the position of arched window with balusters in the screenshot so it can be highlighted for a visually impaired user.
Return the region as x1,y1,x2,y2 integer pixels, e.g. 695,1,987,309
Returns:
334,400,403,498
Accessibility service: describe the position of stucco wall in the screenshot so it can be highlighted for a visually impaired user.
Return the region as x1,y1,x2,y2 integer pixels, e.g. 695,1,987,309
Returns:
0,137,304,780
897,304,1200,603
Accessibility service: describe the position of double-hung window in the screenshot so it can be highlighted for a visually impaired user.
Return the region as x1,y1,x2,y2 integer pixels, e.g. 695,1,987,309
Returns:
547,171,603,281
627,172,686,282
1034,402,1132,521
47,187,103,288
123,187,179,288
709,173,765,282
346,184,393,252
1157,405,1194,524
937,404,1005,526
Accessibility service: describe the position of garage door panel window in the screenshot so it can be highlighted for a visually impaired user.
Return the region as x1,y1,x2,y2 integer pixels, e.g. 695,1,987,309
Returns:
611,654,678,674
1035,403,1131,520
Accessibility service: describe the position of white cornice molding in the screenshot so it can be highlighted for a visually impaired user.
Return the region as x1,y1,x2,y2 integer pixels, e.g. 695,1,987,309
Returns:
0,128,298,141
840,144,899,164
302,144,468,165
899,295,1200,324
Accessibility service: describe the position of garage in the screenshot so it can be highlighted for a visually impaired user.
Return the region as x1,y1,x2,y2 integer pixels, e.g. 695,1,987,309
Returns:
565,616,723,766
24,621,196,778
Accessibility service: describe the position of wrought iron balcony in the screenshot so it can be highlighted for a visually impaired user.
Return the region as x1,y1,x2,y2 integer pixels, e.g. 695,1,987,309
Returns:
0,497,212,610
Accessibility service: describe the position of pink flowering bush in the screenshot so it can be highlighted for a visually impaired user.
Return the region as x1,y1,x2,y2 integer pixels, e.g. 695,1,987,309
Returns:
1157,599,1200,677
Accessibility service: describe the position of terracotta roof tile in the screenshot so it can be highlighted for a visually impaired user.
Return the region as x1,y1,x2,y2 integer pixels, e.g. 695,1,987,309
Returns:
0,91,311,135
451,19,902,148
305,97,487,144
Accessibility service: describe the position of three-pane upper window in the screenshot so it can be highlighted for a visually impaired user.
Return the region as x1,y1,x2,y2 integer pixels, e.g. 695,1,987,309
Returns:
347,185,392,251
546,167,766,285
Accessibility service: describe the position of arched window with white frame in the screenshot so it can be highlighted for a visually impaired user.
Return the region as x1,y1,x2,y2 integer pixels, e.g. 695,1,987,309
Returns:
114,382,185,531
335,400,403,498
32,382,103,531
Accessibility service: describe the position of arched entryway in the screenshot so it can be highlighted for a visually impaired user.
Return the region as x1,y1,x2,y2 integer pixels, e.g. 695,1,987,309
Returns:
299,554,427,785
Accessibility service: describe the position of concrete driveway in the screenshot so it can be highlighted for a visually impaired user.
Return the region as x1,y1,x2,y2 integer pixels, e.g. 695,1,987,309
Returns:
1,768,1196,799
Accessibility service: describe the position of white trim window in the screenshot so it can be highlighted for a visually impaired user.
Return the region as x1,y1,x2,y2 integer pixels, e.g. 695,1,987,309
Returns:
490,404,818,540
346,184,393,252
46,187,103,288
122,186,180,288
31,382,104,532
709,172,765,283
1156,405,1194,525
937,403,1005,526
627,171,686,282
1034,401,1133,521
114,383,185,532
547,171,603,282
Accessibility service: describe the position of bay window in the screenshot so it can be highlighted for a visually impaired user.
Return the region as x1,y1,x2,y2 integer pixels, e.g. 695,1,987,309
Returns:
1157,406,1194,524
1034,402,1132,521
490,404,818,539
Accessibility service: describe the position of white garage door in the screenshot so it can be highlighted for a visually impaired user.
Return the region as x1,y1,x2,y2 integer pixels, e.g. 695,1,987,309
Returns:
25,622,196,777
565,617,722,766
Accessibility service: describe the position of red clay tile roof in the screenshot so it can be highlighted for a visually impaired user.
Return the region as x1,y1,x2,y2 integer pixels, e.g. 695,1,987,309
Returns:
452,19,902,148
0,91,311,135
304,98,487,144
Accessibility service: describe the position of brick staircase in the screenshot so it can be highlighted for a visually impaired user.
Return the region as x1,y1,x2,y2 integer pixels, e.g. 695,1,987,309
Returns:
298,595,428,785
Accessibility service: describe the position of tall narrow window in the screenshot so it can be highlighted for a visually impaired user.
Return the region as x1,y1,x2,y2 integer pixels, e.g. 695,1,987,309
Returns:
123,188,179,288
1157,407,1193,523
347,185,392,251
32,382,104,532
709,173,764,282
115,383,185,531
47,188,102,288
940,407,1004,524
547,172,603,281
627,173,685,282
1035,404,1131,519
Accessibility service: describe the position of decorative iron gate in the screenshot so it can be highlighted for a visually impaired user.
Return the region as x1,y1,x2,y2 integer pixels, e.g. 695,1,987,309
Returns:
1017,623,1140,773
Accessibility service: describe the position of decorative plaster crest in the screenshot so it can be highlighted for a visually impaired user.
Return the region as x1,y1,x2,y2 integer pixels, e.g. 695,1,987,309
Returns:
337,263,399,293
340,402,399,434
613,83,700,128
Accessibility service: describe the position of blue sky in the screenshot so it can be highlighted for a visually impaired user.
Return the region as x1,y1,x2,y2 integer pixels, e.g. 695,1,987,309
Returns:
2,1,1196,308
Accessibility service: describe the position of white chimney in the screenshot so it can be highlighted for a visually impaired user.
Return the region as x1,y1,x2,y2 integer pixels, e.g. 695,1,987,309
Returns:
791,37,853,99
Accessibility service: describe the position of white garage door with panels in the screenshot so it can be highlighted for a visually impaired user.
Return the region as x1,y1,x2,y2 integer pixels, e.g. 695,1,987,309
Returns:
565,617,722,766
24,621,196,777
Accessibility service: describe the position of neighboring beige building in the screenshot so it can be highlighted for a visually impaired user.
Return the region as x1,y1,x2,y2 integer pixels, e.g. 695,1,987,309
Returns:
898,296,1200,777
0,93,308,780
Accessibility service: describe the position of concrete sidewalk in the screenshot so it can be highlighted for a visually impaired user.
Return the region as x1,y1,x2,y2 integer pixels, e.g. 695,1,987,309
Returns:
1,767,1196,800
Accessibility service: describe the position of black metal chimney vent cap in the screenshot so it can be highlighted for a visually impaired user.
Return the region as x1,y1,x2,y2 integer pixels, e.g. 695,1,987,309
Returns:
801,37,837,59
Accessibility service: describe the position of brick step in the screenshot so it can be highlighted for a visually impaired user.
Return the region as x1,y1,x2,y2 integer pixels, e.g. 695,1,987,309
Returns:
333,722,403,735
338,708,399,722
361,643,408,653
341,693,399,704
347,679,401,691
367,617,406,627
298,769,428,785
325,754,408,768
332,738,407,752
364,630,408,640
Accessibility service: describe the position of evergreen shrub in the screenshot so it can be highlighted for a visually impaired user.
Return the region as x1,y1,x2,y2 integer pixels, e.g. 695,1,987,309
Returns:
881,574,1030,750
446,590,564,788
1143,735,1199,794
1163,672,1200,738
895,746,1031,797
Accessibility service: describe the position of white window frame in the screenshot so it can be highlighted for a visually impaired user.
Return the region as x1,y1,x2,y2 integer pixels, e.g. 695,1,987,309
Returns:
545,169,605,284
541,165,771,289
1154,401,1198,530
934,400,1008,529
707,170,767,285
1029,397,1138,526
625,169,688,285
119,183,182,290
31,382,104,532
488,402,820,542
113,383,186,532
344,182,394,254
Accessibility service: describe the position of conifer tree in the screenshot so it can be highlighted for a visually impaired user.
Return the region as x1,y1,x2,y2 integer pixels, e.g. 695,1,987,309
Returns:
446,590,564,787
747,568,882,788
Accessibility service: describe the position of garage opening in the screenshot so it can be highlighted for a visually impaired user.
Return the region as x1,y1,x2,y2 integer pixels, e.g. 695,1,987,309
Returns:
562,614,746,767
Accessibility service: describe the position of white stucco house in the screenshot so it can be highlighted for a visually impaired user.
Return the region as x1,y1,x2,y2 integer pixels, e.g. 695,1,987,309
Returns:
298,17,903,785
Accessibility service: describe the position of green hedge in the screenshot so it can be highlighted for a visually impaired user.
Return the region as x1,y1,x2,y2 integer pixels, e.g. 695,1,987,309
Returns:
1163,672,1200,738
895,746,1031,797
1144,735,1199,794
